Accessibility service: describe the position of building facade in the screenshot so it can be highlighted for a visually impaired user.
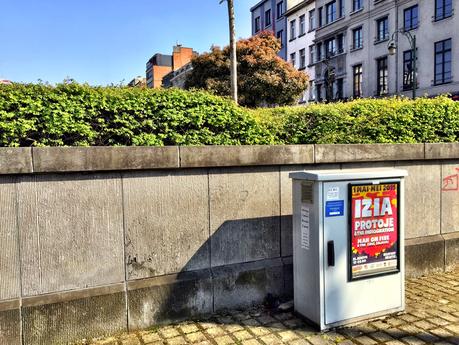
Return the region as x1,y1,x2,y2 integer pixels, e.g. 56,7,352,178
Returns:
146,45,195,88
251,0,289,60
311,0,459,101
285,0,317,102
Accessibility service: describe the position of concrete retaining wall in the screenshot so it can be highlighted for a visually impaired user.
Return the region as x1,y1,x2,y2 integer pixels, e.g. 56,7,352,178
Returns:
0,143,458,344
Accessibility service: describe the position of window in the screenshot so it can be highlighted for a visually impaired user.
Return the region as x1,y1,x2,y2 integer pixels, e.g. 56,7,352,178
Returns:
290,53,296,67
337,34,344,53
317,42,323,61
435,0,453,21
325,38,336,57
376,17,389,42
299,15,306,35
255,16,261,33
435,38,452,85
299,49,306,69
277,1,284,19
309,81,315,101
265,9,272,27
336,78,344,99
317,84,323,102
318,7,323,27
404,5,418,31
277,30,284,47
377,57,388,96
403,49,417,90
353,64,363,97
352,27,363,49
309,45,315,64
290,20,296,40
309,10,316,30
339,0,344,17
326,1,337,24
353,0,363,12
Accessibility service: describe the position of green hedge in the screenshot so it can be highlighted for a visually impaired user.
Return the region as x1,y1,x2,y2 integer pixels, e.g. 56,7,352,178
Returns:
0,83,458,146
251,97,459,144
0,83,273,147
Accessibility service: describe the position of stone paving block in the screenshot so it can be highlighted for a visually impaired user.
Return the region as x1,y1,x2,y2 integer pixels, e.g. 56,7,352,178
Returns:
0,177,20,301
206,327,227,338
18,174,124,296
0,308,20,345
214,335,235,345
123,170,210,279
233,330,253,341
354,335,377,345
400,336,426,345
142,332,162,343
241,339,262,345
128,271,212,330
441,161,459,234
186,332,208,343
260,334,283,345
22,292,126,345
209,167,280,267
395,161,441,238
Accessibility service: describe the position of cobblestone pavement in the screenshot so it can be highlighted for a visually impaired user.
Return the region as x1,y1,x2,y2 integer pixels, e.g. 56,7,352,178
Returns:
82,269,459,345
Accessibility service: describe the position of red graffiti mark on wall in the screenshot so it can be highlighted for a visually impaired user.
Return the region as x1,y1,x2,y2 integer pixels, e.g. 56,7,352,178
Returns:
442,168,459,192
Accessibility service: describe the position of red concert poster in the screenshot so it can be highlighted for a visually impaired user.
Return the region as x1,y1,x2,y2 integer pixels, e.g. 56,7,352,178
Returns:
349,183,399,280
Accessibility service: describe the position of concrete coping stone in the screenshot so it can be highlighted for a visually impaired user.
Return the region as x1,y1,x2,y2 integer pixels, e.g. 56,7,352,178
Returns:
32,146,180,173
0,299,20,312
0,147,32,174
425,143,459,160
179,145,315,167
315,143,426,163
0,144,457,174
21,283,125,308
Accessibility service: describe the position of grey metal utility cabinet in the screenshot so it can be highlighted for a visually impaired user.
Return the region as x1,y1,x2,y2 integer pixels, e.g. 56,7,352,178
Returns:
289,168,408,330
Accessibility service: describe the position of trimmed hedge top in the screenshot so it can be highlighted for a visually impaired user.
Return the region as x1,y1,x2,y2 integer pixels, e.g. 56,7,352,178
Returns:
0,83,458,147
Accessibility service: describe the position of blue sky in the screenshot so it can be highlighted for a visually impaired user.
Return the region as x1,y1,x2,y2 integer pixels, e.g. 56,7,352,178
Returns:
0,0,253,85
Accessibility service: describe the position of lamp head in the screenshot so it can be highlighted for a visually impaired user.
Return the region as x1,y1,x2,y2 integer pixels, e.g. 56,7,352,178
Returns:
388,41,397,55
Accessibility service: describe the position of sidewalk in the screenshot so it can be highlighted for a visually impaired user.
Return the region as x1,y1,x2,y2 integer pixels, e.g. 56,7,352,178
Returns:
84,269,459,345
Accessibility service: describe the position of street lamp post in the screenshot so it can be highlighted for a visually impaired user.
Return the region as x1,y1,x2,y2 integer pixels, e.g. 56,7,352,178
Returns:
388,30,417,99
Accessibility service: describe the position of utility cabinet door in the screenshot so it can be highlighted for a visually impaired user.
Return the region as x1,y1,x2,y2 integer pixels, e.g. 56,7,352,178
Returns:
322,181,403,326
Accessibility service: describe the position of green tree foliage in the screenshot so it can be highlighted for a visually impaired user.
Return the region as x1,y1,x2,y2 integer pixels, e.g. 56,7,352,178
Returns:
185,31,309,108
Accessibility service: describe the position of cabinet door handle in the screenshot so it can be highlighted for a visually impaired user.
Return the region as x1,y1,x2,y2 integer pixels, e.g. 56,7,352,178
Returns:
327,241,335,267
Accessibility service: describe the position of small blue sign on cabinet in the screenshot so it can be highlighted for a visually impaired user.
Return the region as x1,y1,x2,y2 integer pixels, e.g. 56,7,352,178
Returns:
325,200,344,217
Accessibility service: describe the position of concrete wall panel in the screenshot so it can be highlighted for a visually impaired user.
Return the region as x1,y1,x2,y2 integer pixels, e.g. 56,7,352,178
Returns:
209,167,280,267
123,170,210,280
441,161,459,234
0,309,20,345
127,271,212,330
0,177,20,301
22,292,126,345
18,174,125,296
213,259,284,311
395,161,441,239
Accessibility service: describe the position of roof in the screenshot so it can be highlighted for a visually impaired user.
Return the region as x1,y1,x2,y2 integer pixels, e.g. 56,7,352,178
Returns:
0,79,12,85
285,0,315,17
250,0,269,12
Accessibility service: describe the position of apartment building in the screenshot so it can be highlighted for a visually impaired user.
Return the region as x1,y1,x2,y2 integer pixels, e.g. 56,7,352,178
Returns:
146,45,195,88
251,0,289,60
311,0,459,100
286,0,317,102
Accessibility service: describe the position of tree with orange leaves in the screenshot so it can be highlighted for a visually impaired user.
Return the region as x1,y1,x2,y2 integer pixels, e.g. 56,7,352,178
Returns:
185,31,309,108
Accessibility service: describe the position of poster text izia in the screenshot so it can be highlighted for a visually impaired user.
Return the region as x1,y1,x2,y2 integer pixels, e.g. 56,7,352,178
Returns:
350,183,399,280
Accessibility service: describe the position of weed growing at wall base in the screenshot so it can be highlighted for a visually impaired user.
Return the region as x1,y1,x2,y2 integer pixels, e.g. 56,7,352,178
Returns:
0,83,457,146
